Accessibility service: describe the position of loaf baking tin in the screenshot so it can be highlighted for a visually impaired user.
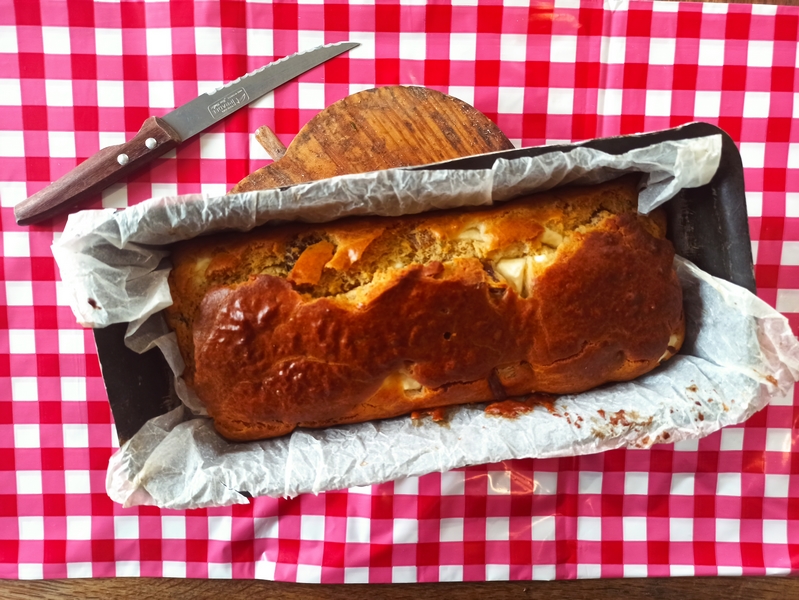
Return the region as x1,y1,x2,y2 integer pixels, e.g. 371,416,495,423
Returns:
92,122,754,444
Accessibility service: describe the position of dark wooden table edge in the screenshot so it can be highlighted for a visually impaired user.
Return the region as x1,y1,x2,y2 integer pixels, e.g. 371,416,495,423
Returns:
1,575,798,599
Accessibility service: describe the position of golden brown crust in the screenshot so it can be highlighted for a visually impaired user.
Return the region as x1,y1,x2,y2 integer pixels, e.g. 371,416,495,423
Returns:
165,176,684,441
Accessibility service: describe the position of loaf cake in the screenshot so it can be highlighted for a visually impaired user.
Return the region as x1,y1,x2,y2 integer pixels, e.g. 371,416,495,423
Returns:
165,176,684,442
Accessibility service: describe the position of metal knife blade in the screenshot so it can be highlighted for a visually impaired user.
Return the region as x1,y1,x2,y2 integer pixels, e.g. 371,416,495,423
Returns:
14,41,359,226
163,41,358,140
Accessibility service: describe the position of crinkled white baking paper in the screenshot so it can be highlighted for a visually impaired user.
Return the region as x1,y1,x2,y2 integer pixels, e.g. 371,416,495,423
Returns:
53,133,721,330
105,257,799,508
49,130,799,510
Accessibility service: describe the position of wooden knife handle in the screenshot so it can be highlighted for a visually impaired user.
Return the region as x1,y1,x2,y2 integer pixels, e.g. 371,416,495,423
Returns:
14,116,182,226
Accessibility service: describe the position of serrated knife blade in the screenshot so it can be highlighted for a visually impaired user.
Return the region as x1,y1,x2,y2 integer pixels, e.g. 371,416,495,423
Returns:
163,41,358,140
14,41,359,226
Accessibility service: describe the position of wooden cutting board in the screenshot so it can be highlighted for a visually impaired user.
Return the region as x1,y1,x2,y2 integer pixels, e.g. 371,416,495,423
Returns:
231,85,514,192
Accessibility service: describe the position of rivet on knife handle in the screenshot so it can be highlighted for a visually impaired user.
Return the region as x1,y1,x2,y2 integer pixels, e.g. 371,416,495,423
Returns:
14,117,181,226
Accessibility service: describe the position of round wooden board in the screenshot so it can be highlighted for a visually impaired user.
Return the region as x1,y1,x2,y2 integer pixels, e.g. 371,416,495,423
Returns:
232,86,514,192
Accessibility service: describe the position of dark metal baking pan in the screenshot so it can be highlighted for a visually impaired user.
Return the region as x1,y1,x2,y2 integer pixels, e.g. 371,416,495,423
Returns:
92,122,754,444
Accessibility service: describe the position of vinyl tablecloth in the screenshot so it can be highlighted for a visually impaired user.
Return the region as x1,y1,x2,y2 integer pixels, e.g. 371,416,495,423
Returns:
1,0,799,583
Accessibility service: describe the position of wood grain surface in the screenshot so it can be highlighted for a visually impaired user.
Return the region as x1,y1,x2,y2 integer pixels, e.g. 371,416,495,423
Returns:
231,85,513,192
14,116,182,225
6,0,799,597
0,576,797,599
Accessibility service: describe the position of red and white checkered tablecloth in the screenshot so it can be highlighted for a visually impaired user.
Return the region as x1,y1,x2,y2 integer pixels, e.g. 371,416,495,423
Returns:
1,0,798,583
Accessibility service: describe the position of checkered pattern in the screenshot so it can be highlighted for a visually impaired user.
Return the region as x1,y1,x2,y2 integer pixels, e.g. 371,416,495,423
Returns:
1,0,798,583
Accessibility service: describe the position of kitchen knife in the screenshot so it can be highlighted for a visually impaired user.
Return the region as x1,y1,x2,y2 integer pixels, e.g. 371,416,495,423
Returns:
14,41,359,226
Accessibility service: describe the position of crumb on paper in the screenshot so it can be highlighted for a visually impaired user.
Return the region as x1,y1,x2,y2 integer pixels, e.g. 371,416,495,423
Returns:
484,394,557,419
410,407,451,427
591,409,655,442
484,399,537,419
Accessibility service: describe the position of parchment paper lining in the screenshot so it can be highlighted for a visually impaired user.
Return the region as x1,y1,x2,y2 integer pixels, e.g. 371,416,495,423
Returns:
50,132,799,509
